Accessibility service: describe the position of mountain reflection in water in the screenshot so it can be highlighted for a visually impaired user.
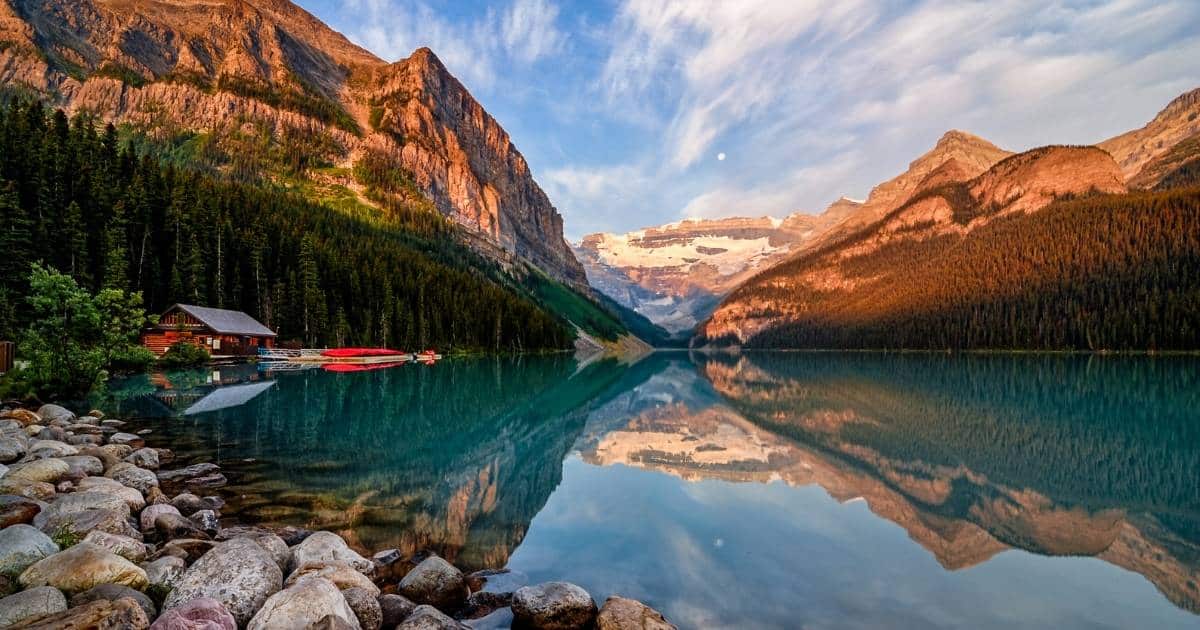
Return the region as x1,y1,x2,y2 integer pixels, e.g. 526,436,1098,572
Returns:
101,353,1200,629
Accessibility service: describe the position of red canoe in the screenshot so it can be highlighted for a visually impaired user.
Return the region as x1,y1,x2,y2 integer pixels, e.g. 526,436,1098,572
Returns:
321,348,406,358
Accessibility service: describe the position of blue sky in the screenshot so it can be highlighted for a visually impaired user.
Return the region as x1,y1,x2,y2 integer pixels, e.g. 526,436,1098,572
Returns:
298,0,1200,240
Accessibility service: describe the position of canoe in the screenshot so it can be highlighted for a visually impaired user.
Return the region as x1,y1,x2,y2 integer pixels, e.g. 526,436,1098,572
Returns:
321,348,405,358
322,362,406,373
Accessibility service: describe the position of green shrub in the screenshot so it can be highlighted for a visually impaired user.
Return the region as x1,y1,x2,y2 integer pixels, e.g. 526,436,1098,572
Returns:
159,341,211,368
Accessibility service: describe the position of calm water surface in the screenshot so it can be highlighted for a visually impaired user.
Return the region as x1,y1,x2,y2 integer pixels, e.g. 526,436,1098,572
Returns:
100,353,1200,629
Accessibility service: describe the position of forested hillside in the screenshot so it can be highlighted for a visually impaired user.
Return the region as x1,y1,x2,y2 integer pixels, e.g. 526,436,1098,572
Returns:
704,187,1200,350
0,101,580,351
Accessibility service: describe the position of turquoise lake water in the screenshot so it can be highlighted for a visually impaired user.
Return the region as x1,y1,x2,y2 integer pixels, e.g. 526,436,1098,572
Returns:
101,353,1200,629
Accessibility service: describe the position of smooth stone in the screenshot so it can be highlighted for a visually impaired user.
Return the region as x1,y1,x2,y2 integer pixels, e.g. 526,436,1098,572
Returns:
87,410,106,420
247,576,360,630
22,425,43,437
0,477,55,501
75,477,145,512
141,555,187,591
34,427,66,441
0,524,59,576
371,549,404,580
101,420,126,428
149,597,237,630
0,494,42,526
126,448,160,470
183,474,227,491
379,593,417,628
191,509,220,535
70,582,157,620
595,597,676,630
287,561,380,596
27,439,78,457
0,585,68,628
157,463,220,485
77,445,122,470
0,438,24,463
66,423,104,435
108,462,160,493
458,591,512,620
511,582,598,630
37,506,141,541
155,512,210,541
145,486,171,505
141,503,182,531
99,443,134,460
170,493,206,516
397,556,468,612
18,541,149,594
215,529,289,572
67,434,103,446
59,455,104,476
288,531,372,574
341,587,382,630
35,405,74,425
83,530,149,562
1,409,40,427
109,432,145,448
395,605,465,630
4,458,69,483
163,537,284,626
18,596,150,629
33,490,130,530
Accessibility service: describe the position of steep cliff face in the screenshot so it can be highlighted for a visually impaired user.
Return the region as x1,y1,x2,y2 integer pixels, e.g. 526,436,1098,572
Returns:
1100,87,1200,182
0,0,586,285
574,206,858,334
697,145,1129,346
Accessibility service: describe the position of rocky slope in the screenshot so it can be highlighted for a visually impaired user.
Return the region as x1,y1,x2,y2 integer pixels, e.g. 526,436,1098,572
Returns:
1100,87,1200,184
0,0,586,285
697,145,1129,346
575,202,860,334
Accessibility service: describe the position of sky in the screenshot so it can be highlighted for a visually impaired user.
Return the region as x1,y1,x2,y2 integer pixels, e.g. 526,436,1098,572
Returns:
298,0,1200,240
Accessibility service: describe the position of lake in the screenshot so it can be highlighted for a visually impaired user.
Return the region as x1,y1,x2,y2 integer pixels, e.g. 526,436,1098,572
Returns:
99,353,1200,629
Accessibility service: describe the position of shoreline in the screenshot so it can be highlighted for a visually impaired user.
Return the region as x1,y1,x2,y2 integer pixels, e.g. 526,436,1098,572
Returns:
0,402,677,629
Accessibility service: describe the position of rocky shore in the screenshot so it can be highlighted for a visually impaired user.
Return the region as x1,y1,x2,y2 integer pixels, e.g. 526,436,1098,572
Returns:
0,403,676,629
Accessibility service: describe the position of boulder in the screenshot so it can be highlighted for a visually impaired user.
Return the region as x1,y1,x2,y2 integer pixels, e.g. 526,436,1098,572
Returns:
287,561,380,596
371,548,404,581
125,448,160,470
0,437,24,463
19,596,150,629
108,433,145,449
38,506,141,541
0,524,59,576
246,576,360,630
155,512,210,541
4,458,69,483
213,529,288,573
83,530,149,562
190,509,220,536
70,583,157,620
33,490,130,530
397,555,468,612
141,503,182,531
0,477,55,501
157,463,220,487
0,585,68,628
288,531,372,574
18,541,149,594
458,591,512,620
0,494,42,526
141,555,187,590
163,537,283,626
341,587,382,630
149,597,237,630
596,597,676,630
35,405,74,425
170,493,206,516
26,439,78,457
107,462,160,494
378,593,417,628
59,455,104,476
76,477,146,512
395,605,465,630
0,409,40,427
511,582,597,630
152,538,214,564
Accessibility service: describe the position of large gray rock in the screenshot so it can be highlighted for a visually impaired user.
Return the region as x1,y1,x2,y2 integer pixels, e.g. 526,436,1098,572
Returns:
142,555,187,591
0,437,25,463
397,556,467,612
395,605,466,630
141,503,182,531
3,458,69,483
341,587,382,630
33,490,130,530
0,524,59,576
75,477,145,512
70,582,157,620
0,585,67,628
18,541,149,594
163,537,283,626
511,582,597,630
108,432,145,448
107,462,160,494
287,561,379,596
246,576,360,630
82,530,149,562
125,448,160,470
288,531,372,574
37,506,141,540
59,455,104,476
150,596,237,630
35,405,74,425
379,594,418,628
595,597,676,630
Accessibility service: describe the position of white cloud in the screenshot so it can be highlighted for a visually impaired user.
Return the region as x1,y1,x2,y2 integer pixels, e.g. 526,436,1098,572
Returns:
502,0,567,63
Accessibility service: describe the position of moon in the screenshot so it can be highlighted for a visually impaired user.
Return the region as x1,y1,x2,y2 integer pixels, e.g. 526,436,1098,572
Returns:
717,152,726,161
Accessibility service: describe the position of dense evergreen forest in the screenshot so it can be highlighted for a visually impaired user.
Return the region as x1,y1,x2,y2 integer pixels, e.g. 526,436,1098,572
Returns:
0,101,578,351
722,187,1200,350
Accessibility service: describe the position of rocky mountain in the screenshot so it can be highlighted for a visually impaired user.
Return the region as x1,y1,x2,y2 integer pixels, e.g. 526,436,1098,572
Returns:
1101,87,1200,185
574,202,860,335
0,0,586,286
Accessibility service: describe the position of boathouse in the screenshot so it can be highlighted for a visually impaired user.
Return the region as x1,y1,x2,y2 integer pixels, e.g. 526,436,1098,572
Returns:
142,304,276,357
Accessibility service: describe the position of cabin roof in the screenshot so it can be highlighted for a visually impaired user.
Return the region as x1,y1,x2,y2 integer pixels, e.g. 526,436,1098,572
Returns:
168,304,277,337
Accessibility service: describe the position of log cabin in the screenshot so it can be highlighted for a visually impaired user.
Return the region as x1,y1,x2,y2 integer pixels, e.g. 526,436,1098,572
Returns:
142,304,276,357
